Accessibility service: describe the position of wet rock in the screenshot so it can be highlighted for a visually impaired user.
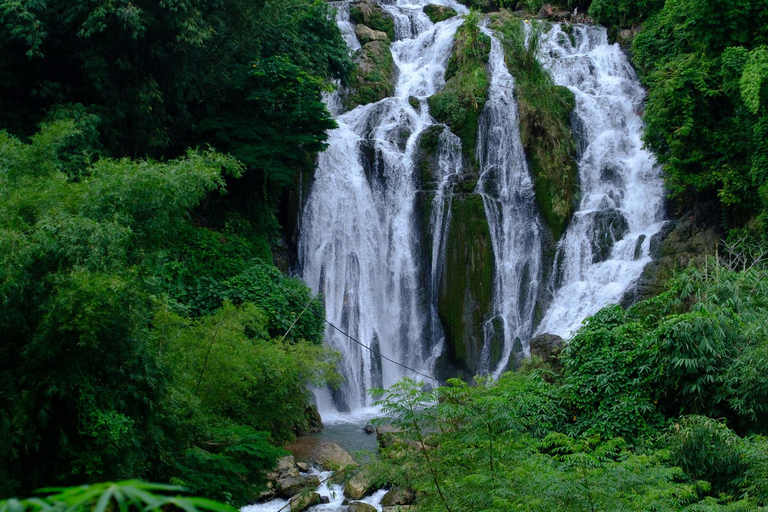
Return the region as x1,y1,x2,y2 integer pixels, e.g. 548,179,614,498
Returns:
288,492,321,512
622,201,721,306
356,24,389,45
320,496,331,504
344,40,396,109
296,462,309,472
381,488,416,507
348,502,378,512
344,468,375,500
364,424,375,434
588,208,630,263
383,507,413,512
277,476,320,499
529,333,564,362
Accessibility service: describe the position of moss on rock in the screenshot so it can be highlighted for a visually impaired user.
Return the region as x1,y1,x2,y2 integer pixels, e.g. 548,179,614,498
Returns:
345,40,396,109
437,193,494,374
350,0,395,41
427,11,491,171
423,4,458,24
497,18,579,242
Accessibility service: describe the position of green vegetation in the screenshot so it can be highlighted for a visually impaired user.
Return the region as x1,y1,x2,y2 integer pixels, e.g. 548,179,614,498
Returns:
0,124,336,502
0,0,350,500
428,11,491,168
369,257,768,511
588,0,664,29
0,480,236,512
629,0,768,236
496,18,579,241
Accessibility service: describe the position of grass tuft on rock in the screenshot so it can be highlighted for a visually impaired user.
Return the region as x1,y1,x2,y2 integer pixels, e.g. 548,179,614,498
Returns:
428,10,491,169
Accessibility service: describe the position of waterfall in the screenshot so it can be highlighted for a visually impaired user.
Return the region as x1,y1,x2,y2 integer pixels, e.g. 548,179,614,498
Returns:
535,24,665,339
299,0,467,412
477,27,542,376
300,3,665,414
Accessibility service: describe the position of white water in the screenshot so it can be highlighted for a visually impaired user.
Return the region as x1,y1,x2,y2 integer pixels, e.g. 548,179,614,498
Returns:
535,24,665,338
302,3,664,414
299,0,467,412
477,27,543,376
241,470,387,512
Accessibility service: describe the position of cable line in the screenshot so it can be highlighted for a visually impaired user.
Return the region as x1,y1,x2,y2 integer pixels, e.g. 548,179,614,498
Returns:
277,281,439,384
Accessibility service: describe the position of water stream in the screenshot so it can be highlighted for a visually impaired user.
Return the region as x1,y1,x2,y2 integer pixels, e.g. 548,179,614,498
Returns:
534,24,664,338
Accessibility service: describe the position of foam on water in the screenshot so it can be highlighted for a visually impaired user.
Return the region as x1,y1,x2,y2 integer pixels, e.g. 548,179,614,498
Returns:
535,24,665,338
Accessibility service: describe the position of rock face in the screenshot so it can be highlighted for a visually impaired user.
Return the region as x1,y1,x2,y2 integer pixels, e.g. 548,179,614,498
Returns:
588,208,630,263
349,0,395,40
622,201,721,306
437,192,495,376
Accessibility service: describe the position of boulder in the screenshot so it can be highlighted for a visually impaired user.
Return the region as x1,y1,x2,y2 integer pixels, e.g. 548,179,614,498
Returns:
529,333,564,362
356,24,389,45
312,442,357,471
276,455,300,479
277,476,320,499
348,502,378,512
296,462,309,472
381,487,416,507
288,492,321,512
383,507,414,512
287,439,357,472
344,469,374,500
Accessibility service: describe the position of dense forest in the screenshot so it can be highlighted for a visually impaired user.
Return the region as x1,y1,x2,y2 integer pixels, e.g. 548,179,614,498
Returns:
1,0,767,510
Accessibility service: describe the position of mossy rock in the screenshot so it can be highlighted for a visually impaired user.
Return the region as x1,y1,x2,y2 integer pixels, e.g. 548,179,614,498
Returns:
349,0,395,41
423,4,458,23
414,125,447,188
428,14,491,170
345,40,396,109
437,193,494,373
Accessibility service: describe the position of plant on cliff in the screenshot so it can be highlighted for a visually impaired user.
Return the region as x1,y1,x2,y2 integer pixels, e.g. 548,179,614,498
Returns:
428,10,491,167
496,18,579,241
631,0,768,234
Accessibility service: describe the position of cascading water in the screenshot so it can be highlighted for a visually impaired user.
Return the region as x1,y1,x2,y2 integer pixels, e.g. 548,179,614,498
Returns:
299,0,467,412
301,2,665,414
477,27,542,376
535,24,665,338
